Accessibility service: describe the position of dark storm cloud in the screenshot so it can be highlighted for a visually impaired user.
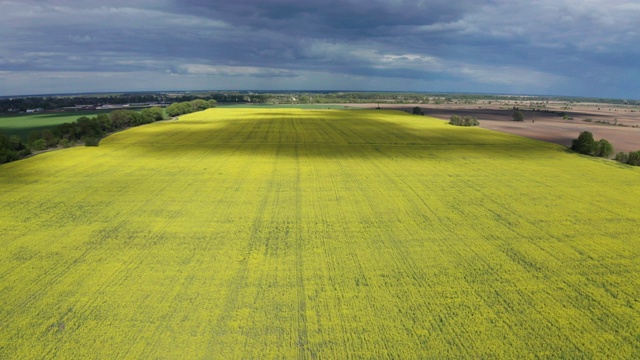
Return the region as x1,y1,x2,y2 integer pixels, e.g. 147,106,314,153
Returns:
175,0,479,37
1,0,639,97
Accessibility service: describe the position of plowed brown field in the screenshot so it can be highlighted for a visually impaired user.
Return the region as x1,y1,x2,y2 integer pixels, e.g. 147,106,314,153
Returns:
352,103,640,153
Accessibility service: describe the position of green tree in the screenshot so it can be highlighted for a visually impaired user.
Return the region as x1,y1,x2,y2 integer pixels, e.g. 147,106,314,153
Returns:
83,137,99,147
571,131,596,155
0,132,8,151
595,139,614,158
31,139,47,151
614,152,629,163
463,116,479,126
166,103,187,117
412,106,424,115
0,150,18,164
628,151,640,166
449,115,479,126
76,116,102,138
9,135,25,151
449,115,462,125
28,130,42,145
190,99,209,112
512,111,525,121
96,113,113,132
110,110,138,129
141,107,165,122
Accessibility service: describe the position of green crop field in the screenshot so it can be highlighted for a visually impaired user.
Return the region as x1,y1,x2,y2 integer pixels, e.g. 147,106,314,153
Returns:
0,111,111,139
1,108,639,358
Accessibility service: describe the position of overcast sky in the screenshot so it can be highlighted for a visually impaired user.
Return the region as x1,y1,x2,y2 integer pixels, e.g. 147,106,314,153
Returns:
1,0,638,98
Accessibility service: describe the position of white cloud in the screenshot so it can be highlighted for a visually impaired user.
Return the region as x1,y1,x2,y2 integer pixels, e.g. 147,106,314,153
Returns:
177,64,297,78
377,54,442,68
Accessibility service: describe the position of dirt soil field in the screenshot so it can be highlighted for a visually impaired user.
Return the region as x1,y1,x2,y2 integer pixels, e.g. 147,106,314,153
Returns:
349,102,640,153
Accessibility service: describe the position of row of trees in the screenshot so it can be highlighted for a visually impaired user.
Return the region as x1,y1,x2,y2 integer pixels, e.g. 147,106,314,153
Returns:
0,133,31,164
1,100,220,165
571,131,614,158
614,151,640,166
29,107,167,151
0,94,172,113
0,93,232,113
3,92,639,114
165,99,217,117
551,130,640,166
0,107,166,164
449,115,479,126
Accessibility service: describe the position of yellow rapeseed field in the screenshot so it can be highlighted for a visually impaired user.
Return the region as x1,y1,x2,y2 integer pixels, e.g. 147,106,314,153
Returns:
1,108,639,358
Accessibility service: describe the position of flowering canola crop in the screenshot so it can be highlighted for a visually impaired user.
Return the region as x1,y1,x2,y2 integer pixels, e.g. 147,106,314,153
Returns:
1,108,639,358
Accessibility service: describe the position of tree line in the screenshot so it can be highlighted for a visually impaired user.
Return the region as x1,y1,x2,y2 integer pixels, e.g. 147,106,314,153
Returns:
571,131,639,166
1,94,167,113
449,115,479,126
614,150,640,166
571,131,613,158
166,99,217,117
1,99,216,165
0,133,31,164
4,91,639,114
0,92,236,113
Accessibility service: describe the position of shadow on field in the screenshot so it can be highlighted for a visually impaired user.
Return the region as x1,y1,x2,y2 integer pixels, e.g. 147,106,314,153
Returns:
0,110,111,120
0,125,60,140
108,110,567,159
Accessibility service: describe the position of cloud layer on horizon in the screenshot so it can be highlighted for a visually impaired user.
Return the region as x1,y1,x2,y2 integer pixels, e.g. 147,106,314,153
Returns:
1,0,638,98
